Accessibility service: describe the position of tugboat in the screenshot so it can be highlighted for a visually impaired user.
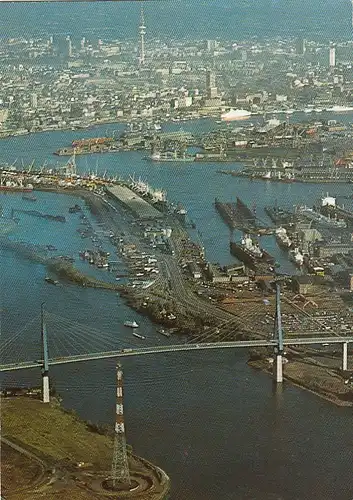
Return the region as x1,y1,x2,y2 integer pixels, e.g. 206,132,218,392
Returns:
157,328,171,338
45,276,59,285
124,320,139,328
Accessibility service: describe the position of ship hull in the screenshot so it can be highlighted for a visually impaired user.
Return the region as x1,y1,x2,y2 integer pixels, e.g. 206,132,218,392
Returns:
230,241,275,269
275,235,292,250
0,186,33,192
230,241,256,269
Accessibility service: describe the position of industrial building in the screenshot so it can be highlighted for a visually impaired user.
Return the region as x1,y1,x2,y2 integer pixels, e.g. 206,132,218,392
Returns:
106,185,164,220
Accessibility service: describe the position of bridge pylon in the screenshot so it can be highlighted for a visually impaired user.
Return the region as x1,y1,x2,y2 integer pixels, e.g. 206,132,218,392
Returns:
111,363,131,488
273,282,284,383
41,303,50,403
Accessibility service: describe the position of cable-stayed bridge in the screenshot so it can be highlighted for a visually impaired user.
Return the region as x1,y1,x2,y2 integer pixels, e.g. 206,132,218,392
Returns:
1,286,352,402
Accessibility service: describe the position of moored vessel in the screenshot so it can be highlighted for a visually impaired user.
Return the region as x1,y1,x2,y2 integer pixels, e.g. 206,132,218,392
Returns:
22,193,37,201
124,320,139,328
45,276,59,285
230,235,275,270
157,328,171,338
132,332,146,340
275,227,293,249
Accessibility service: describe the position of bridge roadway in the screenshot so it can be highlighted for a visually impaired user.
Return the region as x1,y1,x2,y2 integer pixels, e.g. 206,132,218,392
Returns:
1,337,352,372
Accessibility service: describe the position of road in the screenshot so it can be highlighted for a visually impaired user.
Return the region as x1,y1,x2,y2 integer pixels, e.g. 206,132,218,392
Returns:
1,336,351,370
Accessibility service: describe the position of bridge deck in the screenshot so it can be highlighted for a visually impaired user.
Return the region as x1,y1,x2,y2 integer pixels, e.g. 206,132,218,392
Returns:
1,337,352,372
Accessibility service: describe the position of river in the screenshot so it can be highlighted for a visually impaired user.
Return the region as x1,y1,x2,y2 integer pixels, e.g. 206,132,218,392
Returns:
1,118,352,499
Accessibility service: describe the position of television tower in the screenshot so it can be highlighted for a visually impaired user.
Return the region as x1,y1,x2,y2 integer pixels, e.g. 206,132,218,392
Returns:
139,5,146,67
111,363,131,487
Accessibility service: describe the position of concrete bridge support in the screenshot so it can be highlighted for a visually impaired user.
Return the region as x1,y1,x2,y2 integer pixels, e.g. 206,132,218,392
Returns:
342,342,348,372
42,373,50,403
273,282,284,384
274,354,283,383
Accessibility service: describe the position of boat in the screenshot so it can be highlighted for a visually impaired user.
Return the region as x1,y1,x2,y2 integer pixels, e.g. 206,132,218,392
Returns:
157,328,171,338
147,151,195,162
46,245,57,251
124,320,139,328
69,204,81,213
132,332,146,340
275,227,293,250
22,194,37,201
0,183,33,192
230,235,275,270
221,109,252,121
44,277,59,285
326,105,353,113
297,206,347,228
289,248,304,267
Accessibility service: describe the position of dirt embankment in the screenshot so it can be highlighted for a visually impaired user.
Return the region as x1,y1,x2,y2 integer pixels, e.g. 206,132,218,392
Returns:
248,348,353,407
2,398,170,500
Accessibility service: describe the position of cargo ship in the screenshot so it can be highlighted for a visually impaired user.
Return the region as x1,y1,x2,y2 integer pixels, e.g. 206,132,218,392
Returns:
221,108,252,121
230,235,275,270
275,227,293,250
146,151,195,162
72,137,114,148
0,180,33,192
54,136,119,156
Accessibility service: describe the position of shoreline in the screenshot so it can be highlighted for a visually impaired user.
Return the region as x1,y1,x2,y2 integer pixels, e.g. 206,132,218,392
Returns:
3,186,352,407
2,397,170,499
248,358,352,407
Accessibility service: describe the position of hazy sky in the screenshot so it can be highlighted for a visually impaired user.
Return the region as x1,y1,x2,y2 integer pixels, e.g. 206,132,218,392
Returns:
0,0,351,40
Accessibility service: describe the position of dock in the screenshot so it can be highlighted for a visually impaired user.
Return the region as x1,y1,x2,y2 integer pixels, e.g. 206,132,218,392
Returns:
106,185,164,221
214,198,272,234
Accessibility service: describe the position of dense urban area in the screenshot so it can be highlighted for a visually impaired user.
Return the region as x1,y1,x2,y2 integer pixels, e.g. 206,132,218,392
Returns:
1,4,353,500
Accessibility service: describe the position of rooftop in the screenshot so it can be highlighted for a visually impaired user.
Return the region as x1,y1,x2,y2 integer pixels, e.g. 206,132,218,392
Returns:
107,185,164,220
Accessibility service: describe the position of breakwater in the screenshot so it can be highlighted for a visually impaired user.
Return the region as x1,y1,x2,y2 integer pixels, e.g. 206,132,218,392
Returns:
0,238,121,291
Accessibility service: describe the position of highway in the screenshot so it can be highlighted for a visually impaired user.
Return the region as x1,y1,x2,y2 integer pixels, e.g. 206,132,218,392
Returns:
1,336,351,371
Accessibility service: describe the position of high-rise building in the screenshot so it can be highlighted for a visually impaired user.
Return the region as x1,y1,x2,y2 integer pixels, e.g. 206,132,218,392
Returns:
30,93,38,109
329,46,336,67
66,36,73,58
206,40,216,52
206,70,218,99
295,37,306,55
139,6,146,67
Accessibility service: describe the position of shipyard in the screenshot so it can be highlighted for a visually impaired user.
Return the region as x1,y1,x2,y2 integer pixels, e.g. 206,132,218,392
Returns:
1,162,353,354
1,2,353,500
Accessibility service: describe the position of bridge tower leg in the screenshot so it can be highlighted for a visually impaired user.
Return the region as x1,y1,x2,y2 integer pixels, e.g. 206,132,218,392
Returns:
111,363,131,489
41,303,50,403
342,342,348,372
273,282,284,384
